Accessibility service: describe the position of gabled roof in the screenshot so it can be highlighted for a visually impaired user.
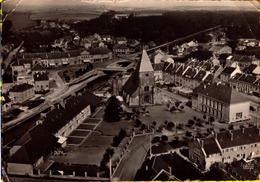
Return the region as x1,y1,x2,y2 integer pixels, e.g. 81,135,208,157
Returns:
9,83,34,93
34,73,49,81
32,64,44,71
201,137,221,156
198,83,249,104
139,50,154,72
238,74,257,84
221,66,236,75
194,70,207,81
183,67,197,79
217,126,260,149
243,64,258,74
8,124,57,164
154,63,165,71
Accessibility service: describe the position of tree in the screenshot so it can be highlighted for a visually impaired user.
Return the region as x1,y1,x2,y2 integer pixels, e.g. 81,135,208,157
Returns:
152,121,157,127
188,119,195,126
203,114,207,120
209,116,215,123
180,106,184,110
175,102,180,108
104,96,121,122
152,136,160,144
164,120,169,125
161,135,168,142
167,122,175,130
228,125,234,130
170,106,176,112
135,119,142,127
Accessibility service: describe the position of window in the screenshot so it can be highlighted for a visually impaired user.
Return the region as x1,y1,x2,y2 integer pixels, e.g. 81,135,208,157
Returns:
145,73,149,77
236,112,242,119
144,86,149,92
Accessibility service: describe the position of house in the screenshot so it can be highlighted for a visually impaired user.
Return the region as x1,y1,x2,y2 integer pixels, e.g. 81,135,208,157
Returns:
226,54,260,69
43,92,101,139
219,66,241,82
209,45,232,56
153,50,165,64
189,126,260,170
7,123,58,175
154,62,165,82
230,73,259,96
33,73,50,93
243,64,260,76
113,44,130,56
192,83,250,123
115,37,127,45
2,94,12,112
122,50,162,106
9,83,35,104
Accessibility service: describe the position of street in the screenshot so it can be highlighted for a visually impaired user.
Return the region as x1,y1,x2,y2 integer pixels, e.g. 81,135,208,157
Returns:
112,135,150,181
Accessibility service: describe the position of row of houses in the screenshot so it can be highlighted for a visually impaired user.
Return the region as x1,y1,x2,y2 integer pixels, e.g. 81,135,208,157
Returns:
7,91,101,175
189,126,260,170
12,48,112,71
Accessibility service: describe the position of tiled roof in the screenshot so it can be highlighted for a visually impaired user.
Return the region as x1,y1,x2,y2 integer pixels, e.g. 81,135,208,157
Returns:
238,74,257,84
176,65,185,76
113,44,129,50
33,73,49,81
194,70,207,81
88,47,111,55
201,137,221,156
139,50,154,72
44,93,101,134
32,64,45,71
231,73,243,80
243,64,258,74
183,68,197,79
154,63,165,71
9,83,34,93
203,74,214,84
8,124,57,164
221,66,236,75
217,126,260,149
198,83,249,104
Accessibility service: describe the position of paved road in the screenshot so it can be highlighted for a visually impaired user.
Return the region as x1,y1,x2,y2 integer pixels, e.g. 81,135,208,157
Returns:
113,135,150,181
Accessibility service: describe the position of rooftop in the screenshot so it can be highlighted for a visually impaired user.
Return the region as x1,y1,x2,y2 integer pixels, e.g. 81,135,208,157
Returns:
9,83,34,93
197,83,249,104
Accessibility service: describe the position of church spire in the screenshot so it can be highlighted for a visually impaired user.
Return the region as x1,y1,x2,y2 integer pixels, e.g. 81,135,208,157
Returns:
139,49,154,72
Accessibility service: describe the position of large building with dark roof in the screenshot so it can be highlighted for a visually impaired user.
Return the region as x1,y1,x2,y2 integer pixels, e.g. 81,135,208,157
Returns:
192,82,250,123
189,126,260,170
7,123,58,175
9,83,35,104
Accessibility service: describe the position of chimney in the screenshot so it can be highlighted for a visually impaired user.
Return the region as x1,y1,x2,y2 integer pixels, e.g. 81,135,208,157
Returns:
36,119,43,126
40,113,46,118
230,131,233,141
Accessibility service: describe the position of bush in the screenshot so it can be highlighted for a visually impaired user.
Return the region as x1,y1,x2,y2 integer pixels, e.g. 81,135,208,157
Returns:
104,96,121,122
186,101,192,108
112,129,126,147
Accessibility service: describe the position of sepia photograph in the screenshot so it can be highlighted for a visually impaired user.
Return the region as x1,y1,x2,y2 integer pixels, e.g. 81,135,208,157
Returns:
1,0,260,181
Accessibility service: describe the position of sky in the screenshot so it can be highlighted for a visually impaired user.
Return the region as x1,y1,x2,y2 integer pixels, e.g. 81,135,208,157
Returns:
3,0,260,11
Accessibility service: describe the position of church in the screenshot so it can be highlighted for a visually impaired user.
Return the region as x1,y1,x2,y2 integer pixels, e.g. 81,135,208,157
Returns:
122,50,162,107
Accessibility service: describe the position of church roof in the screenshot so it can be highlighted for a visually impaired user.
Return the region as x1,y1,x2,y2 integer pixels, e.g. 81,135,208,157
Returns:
139,50,154,72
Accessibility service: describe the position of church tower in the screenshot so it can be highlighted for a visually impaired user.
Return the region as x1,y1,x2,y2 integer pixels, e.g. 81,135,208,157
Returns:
122,50,155,106
138,49,155,105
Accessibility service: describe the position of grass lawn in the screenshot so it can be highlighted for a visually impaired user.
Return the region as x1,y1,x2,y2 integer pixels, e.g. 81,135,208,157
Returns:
97,119,134,136
67,137,83,145
70,130,90,137
77,124,95,130
81,133,113,147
